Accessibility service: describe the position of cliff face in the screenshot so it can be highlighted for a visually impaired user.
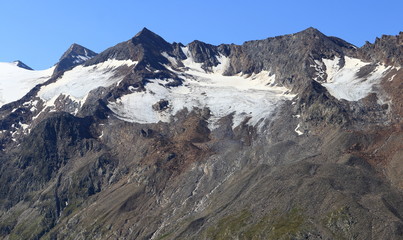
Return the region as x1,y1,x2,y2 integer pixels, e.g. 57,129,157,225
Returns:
359,32,403,67
0,28,402,240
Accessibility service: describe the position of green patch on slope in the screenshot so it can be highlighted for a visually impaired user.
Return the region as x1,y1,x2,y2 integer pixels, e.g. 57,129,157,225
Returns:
205,207,308,240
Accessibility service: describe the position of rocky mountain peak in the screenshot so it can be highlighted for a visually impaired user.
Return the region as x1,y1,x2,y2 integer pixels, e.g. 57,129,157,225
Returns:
12,60,33,70
297,26,325,37
130,27,172,52
186,40,222,71
54,43,97,73
221,27,358,92
84,27,174,70
134,27,157,38
359,32,403,66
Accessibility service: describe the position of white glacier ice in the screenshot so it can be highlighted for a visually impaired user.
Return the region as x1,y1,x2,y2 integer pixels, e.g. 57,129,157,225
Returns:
38,59,138,107
0,62,54,106
109,49,294,129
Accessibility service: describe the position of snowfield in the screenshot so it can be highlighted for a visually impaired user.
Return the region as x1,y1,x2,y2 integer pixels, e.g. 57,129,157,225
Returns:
320,56,391,101
38,59,138,107
5,50,391,132
109,50,294,129
0,62,54,106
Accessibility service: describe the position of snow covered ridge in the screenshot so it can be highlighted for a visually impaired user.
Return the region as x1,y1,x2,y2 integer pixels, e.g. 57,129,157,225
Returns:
316,56,393,101
0,62,54,107
109,49,294,130
38,59,138,109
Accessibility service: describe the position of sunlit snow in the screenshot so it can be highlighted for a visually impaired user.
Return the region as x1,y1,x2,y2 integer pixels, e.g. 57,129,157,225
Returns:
38,59,137,107
0,62,54,106
321,57,391,101
294,123,303,135
109,49,293,129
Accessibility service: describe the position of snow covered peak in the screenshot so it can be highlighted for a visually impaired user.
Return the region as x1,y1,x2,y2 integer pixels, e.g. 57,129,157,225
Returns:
0,62,54,106
12,60,33,70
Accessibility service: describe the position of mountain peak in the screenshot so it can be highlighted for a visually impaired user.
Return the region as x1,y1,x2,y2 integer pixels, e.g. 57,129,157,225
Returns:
12,60,33,70
54,43,97,73
59,43,96,61
84,27,172,67
131,27,171,48
297,27,326,37
134,27,154,38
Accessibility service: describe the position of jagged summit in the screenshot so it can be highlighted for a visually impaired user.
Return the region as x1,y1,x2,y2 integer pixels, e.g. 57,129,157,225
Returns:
131,27,172,50
298,27,357,49
54,43,97,73
359,32,403,66
85,27,175,71
12,60,33,70
130,27,173,58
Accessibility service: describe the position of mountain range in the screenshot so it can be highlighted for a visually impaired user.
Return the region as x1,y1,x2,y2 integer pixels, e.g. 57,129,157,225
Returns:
0,27,402,239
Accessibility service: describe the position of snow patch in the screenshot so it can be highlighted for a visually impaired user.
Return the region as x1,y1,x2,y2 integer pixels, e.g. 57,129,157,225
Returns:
20,123,29,130
388,69,400,81
322,56,341,82
295,123,303,135
322,57,391,101
212,54,230,74
181,47,204,73
128,86,138,92
38,59,137,107
311,60,326,81
161,52,178,66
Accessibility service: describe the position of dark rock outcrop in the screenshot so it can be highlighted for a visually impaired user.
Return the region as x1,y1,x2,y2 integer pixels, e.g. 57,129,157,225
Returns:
222,27,357,91
359,32,403,67
13,60,33,70
54,43,97,74
85,28,175,70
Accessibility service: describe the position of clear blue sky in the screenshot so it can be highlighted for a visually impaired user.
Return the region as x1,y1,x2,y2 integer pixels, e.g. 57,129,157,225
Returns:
1,0,402,69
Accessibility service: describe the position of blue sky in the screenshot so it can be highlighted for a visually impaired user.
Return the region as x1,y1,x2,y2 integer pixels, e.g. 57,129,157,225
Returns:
1,0,402,69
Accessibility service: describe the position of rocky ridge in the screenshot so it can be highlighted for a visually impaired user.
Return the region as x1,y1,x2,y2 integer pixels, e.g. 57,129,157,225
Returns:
13,60,33,70
54,43,97,74
0,27,402,239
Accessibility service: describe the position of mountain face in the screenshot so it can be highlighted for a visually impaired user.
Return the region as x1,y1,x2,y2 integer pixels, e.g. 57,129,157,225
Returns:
53,43,97,73
0,27,402,240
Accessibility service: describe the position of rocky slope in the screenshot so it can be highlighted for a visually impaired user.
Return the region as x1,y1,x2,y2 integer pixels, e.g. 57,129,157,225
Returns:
53,43,98,74
0,27,402,240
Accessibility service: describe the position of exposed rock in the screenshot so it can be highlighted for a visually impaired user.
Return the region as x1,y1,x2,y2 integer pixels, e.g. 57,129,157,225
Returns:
54,43,97,73
359,32,403,67
13,60,33,70
152,99,169,111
